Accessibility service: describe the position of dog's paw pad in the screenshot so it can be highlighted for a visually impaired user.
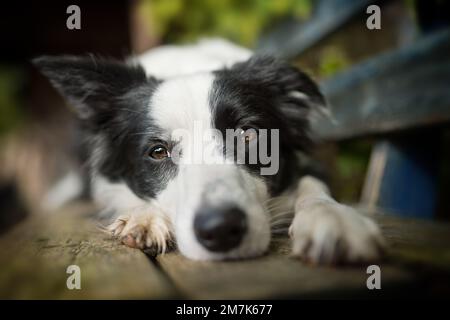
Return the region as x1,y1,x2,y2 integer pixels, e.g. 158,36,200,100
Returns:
120,225,148,249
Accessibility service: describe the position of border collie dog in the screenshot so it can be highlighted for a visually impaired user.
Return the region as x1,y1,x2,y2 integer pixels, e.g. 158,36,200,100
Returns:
34,39,384,264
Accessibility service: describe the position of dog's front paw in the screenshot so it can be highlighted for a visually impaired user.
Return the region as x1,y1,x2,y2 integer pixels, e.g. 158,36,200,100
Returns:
289,200,385,265
106,208,174,255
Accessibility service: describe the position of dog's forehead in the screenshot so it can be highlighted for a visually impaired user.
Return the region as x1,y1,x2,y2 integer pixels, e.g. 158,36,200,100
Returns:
149,73,215,132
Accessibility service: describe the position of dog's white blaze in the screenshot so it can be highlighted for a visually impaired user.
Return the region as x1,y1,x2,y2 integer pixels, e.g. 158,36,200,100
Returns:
150,73,215,134
149,72,271,260
156,162,271,260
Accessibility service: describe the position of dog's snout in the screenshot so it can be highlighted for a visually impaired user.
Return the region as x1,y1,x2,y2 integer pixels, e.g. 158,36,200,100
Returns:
194,206,247,252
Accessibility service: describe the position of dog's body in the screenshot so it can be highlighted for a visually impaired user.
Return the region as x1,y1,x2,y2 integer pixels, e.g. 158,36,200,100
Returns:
35,39,384,264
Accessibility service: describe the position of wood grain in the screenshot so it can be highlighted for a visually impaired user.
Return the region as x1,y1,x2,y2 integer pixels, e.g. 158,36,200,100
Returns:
1,203,449,299
157,239,413,299
0,203,177,299
156,211,450,299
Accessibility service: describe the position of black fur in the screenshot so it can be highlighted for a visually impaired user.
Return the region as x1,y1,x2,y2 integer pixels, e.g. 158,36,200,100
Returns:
211,55,326,195
33,56,178,199
34,54,325,200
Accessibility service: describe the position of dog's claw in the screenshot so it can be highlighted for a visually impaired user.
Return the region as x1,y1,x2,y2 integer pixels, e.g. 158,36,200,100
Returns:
106,209,174,255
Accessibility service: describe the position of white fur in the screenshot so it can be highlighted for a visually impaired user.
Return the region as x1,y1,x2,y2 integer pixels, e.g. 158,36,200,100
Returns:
156,164,271,260
91,174,146,217
42,170,83,211
97,39,263,259
53,38,384,264
288,176,385,264
135,38,251,79
107,204,173,252
149,71,270,260
150,73,215,134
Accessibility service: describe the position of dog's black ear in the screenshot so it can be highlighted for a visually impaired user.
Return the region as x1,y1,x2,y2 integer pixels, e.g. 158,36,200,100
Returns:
237,55,327,119
33,55,150,120
230,55,327,149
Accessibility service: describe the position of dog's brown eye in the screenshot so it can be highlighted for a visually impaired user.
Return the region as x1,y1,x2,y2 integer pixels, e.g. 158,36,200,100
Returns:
239,127,257,143
149,145,169,160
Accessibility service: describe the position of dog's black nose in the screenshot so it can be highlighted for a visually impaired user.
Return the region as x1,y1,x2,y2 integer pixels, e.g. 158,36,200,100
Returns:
194,206,247,252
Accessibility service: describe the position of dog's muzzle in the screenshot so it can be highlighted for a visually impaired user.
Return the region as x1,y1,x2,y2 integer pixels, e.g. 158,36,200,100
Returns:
194,205,247,252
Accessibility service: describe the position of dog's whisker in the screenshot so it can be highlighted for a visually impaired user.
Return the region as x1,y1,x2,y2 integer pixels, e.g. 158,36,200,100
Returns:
263,195,291,203
270,218,293,226
271,222,290,228
270,226,290,232
264,198,291,206
269,209,294,215
266,206,290,215
264,198,292,208
265,204,289,211
265,202,288,209
267,209,293,217
269,217,293,225
269,211,294,220
270,219,293,227
271,227,289,235
270,217,292,223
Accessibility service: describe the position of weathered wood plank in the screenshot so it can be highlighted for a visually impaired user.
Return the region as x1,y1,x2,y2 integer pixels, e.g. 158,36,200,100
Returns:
2,203,449,299
257,0,374,59
157,239,412,299
313,28,450,140
0,203,177,299
369,210,450,271
157,211,450,299
158,245,413,299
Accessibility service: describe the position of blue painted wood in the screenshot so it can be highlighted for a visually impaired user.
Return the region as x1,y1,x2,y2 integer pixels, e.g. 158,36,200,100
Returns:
368,2,448,220
312,28,450,140
258,0,447,219
257,0,378,59
375,136,439,219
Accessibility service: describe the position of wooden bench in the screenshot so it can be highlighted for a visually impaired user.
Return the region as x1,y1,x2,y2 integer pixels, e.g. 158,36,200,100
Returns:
259,0,450,219
317,27,450,219
1,202,449,299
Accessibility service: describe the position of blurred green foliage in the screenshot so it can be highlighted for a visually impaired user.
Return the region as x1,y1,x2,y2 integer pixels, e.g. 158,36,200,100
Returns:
404,0,418,21
334,141,372,202
318,46,350,78
0,67,24,135
140,0,312,47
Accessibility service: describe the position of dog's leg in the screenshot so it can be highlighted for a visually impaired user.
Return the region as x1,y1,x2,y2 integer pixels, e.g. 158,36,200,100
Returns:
106,203,174,255
289,176,385,265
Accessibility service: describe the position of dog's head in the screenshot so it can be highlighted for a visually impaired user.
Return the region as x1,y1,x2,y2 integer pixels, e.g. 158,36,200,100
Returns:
34,55,326,260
